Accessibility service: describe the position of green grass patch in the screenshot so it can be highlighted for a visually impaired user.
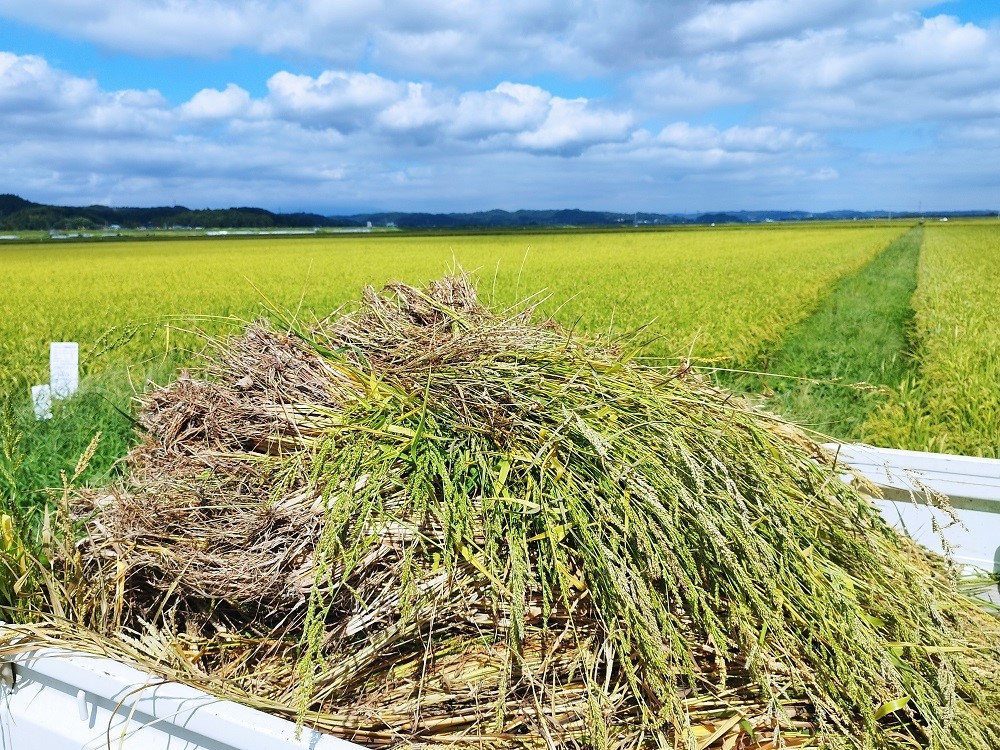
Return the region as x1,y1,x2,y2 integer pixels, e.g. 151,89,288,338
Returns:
0,367,168,516
751,226,922,440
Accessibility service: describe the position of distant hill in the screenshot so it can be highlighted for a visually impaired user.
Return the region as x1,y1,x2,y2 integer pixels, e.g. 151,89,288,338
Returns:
341,207,994,228
0,194,993,231
0,194,38,216
342,208,684,229
0,195,347,231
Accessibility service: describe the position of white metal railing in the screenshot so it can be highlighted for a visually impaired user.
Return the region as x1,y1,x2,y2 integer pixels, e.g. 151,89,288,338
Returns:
0,643,363,750
831,443,1000,573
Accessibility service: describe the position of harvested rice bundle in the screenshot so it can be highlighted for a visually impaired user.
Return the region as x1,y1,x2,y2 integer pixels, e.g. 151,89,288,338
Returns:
6,274,1000,749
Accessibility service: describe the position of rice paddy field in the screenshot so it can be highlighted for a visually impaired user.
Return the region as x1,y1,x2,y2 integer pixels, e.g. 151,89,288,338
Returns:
1,219,999,504
864,223,1000,457
3,219,1000,750
0,224,899,391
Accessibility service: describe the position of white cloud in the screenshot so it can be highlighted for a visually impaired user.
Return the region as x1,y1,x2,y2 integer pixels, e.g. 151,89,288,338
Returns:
252,70,635,154
181,84,252,120
514,97,634,155
1,1,296,59
0,0,580,75
0,1,902,75
376,83,448,135
0,1,988,87
635,12,1000,129
0,52,168,139
760,14,992,91
266,71,406,131
724,125,815,152
673,0,939,52
76,90,171,136
629,66,750,115
654,123,813,153
612,122,820,171
1,47,844,212
3,3,1000,213
449,83,551,138
0,52,97,112
0,52,649,210
679,0,857,51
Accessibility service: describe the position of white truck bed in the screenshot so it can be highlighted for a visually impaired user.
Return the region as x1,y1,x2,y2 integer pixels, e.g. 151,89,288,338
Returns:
831,443,1000,572
0,644,364,750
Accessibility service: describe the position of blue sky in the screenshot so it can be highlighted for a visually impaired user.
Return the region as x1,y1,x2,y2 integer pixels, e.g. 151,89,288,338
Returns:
1,1,998,213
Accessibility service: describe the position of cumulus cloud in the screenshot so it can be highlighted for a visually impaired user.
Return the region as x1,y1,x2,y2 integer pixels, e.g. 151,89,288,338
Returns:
449,83,551,139
623,10,1000,131
628,66,750,115
743,14,992,92
0,0,577,75
0,1,329,59
675,0,930,52
0,52,98,113
180,84,252,120
376,83,448,138
2,2,999,212
0,1,925,76
515,98,634,155
0,52,168,138
251,70,633,154
0,51,641,156
3,2,998,126
608,122,818,172
763,15,1000,127
266,71,406,131
0,52,646,210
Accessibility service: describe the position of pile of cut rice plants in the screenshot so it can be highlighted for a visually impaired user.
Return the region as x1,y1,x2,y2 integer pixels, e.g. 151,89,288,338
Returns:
1,274,998,750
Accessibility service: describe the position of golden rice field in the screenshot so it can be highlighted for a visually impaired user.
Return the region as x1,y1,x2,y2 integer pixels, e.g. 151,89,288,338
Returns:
864,223,1000,457
0,224,900,394
4,220,999,460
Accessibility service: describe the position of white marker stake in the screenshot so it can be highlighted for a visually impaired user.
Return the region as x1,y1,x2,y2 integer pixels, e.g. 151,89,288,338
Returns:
31,385,53,420
50,342,79,399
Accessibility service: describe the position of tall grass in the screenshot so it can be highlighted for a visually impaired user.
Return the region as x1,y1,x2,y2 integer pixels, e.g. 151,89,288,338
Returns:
3,376,132,496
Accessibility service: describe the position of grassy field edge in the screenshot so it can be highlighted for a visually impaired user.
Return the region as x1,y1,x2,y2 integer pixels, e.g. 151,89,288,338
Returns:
747,226,922,441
